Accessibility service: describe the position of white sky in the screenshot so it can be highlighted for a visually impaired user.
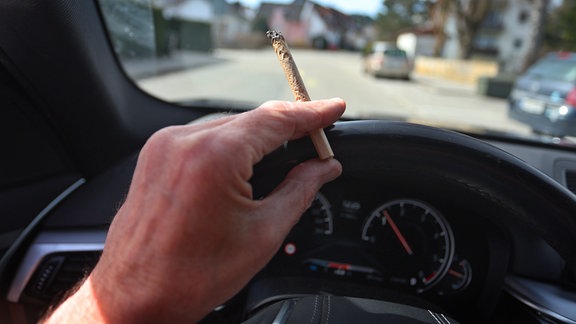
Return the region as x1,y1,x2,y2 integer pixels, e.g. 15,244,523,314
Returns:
235,0,383,18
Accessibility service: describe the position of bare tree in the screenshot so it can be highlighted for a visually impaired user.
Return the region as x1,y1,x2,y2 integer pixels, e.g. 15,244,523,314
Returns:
376,0,434,41
453,0,491,59
431,0,451,57
521,0,550,71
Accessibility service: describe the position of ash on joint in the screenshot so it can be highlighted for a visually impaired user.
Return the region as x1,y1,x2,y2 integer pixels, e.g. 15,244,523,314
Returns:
266,30,284,40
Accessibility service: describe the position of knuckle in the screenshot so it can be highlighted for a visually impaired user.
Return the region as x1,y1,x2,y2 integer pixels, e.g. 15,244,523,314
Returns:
256,101,298,131
142,126,180,155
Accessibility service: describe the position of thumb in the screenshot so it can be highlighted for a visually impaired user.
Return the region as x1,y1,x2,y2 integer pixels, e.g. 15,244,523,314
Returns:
257,158,342,236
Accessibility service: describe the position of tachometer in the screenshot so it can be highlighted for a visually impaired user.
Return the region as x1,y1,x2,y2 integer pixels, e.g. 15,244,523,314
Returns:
361,199,455,292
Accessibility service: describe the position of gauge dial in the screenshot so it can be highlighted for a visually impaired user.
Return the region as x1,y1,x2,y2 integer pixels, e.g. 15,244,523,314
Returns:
300,193,333,235
436,257,472,295
361,199,455,292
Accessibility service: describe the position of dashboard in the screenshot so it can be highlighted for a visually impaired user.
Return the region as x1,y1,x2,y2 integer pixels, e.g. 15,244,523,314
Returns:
5,121,576,323
2,1,576,322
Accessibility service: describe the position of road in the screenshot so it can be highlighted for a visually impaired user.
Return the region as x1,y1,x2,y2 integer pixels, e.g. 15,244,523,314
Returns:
137,49,530,136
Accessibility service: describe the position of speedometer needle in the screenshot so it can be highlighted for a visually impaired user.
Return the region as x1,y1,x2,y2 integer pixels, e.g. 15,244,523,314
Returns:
383,210,414,255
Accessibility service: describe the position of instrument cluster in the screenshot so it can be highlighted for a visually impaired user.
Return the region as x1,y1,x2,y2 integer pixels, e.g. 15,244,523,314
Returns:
267,179,495,299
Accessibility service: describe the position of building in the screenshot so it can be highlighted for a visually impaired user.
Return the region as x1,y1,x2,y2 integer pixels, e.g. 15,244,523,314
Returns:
256,0,373,50
396,28,436,58
157,0,255,50
157,0,215,52
212,1,256,48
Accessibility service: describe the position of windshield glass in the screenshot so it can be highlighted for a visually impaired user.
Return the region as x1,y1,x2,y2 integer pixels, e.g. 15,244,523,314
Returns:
98,0,576,142
526,59,576,82
383,49,407,57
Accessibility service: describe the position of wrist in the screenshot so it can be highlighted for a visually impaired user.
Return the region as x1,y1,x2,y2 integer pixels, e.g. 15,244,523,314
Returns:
41,277,106,324
86,255,211,323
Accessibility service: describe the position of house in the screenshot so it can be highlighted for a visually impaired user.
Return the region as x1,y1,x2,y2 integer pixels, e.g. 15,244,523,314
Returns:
158,0,215,52
256,0,372,50
396,27,436,58
162,0,213,23
155,0,255,50
212,1,256,48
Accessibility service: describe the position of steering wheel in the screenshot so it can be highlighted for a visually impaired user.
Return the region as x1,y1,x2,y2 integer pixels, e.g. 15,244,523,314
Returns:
244,120,576,323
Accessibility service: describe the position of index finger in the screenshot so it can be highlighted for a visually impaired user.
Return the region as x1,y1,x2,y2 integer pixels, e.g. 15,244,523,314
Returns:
229,98,346,163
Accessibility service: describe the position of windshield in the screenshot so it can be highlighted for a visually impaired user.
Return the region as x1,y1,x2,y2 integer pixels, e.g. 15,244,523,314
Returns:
383,49,407,57
98,0,576,142
526,59,576,82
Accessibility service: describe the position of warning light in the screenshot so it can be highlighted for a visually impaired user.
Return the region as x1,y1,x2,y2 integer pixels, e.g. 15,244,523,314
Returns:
284,243,296,255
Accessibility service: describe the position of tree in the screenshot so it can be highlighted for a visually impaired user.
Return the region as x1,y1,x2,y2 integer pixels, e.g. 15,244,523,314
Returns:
428,0,491,59
375,0,433,41
521,0,550,71
375,0,490,58
544,1,576,53
430,0,450,57
453,0,491,59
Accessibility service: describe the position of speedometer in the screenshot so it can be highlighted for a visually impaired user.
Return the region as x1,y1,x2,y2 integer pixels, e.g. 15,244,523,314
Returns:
361,199,455,292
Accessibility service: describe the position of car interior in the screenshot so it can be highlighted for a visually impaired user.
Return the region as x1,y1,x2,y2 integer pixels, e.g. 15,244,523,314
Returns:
1,1,576,323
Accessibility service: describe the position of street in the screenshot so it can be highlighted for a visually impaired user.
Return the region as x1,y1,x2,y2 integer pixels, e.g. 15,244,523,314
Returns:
137,49,530,136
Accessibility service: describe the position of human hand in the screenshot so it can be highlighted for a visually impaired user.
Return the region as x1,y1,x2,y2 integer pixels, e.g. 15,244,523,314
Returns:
43,98,346,323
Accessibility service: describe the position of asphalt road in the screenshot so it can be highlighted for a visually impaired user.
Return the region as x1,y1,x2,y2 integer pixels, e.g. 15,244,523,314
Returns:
137,49,530,136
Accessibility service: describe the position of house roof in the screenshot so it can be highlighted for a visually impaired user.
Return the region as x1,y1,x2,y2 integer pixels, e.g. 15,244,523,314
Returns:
313,4,353,30
256,0,357,30
257,2,303,22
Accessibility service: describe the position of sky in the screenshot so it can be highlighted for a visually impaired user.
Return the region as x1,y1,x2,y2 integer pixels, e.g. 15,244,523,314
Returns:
235,0,383,18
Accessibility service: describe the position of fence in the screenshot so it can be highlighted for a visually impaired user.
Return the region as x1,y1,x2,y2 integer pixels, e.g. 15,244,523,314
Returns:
414,57,499,85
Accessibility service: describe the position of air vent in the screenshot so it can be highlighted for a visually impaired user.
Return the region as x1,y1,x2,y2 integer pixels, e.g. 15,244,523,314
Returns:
565,170,576,195
24,251,101,303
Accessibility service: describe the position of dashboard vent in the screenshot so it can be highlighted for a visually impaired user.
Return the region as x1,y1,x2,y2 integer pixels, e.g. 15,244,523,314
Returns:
24,251,101,303
565,170,576,195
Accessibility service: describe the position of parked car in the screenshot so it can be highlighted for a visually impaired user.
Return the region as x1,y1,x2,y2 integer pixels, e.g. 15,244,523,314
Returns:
2,1,576,323
363,42,412,79
508,52,576,136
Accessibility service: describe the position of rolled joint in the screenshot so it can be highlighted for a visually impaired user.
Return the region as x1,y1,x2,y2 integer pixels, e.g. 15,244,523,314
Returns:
266,29,334,159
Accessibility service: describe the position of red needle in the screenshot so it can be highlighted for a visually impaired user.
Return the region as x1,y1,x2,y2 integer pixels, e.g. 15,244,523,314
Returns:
383,210,414,255
448,269,464,278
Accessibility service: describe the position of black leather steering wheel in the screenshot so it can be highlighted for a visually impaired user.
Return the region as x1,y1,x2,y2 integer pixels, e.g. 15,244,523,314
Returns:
247,120,576,323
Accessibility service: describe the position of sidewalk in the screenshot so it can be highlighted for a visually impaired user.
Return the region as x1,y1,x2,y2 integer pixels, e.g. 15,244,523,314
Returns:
122,50,223,79
410,72,511,101
411,73,477,93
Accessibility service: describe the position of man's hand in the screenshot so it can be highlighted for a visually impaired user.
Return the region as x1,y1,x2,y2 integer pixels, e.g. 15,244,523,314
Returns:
43,98,346,323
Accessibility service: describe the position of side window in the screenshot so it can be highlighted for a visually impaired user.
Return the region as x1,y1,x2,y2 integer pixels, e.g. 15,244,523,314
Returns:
98,0,157,63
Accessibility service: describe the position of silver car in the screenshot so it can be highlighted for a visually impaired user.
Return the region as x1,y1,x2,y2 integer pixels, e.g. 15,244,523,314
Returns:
363,42,411,79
